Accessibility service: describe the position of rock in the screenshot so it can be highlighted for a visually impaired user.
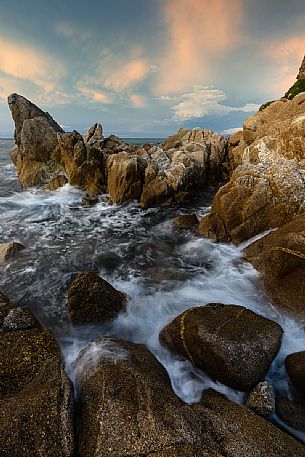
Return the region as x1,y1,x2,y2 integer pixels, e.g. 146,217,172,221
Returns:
2,306,40,332
44,175,68,191
285,351,305,394
297,56,305,80
246,381,275,417
0,292,15,326
106,151,146,204
81,192,99,207
83,123,104,150
74,337,222,457
276,397,305,433
194,389,305,457
0,242,24,263
173,214,199,229
68,271,126,325
0,293,74,457
159,304,283,391
198,92,305,244
244,214,305,319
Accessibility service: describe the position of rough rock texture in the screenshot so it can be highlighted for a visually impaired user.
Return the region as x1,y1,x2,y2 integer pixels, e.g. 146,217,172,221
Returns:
74,337,222,457
194,389,305,457
173,214,199,229
285,351,305,393
68,272,126,325
244,214,305,319
199,92,305,244
0,242,24,262
159,304,283,391
246,381,275,417
83,123,104,150
276,397,305,432
0,292,74,457
297,56,305,80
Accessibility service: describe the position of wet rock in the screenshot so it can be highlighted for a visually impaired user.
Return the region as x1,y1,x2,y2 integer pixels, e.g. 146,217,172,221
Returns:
68,271,126,325
246,381,275,417
173,213,199,229
285,351,305,394
106,151,146,204
81,191,99,207
2,306,40,332
74,337,221,457
0,291,15,326
198,91,305,244
244,214,305,319
276,397,305,433
159,304,283,391
0,310,74,457
194,389,305,457
44,175,68,191
0,242,24,263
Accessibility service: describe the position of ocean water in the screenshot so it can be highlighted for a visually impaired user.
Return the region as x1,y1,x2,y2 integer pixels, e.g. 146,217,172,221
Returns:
0,139,305,442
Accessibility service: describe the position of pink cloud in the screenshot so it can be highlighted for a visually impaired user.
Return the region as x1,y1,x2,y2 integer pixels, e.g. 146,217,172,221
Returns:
103,59,150,92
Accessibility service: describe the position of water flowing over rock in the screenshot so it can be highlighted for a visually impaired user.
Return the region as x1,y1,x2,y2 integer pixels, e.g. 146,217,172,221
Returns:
199,93,305,244
68,272,126,325
244,214,305,319
159,304,283,391
8,94,228,207
0,292,74,457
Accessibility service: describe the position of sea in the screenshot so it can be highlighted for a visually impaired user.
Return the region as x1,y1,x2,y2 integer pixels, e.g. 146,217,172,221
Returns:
0,138,304,442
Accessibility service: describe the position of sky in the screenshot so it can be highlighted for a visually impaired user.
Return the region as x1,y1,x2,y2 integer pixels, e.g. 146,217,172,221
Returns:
0,0,305,137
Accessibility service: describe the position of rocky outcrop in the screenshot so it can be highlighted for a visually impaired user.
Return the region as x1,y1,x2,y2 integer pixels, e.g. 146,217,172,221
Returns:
199,92,305,244
194,389,305,457
74,337,222,457
8,94,228,208
244,214,305,319
285,351,305,393
297,56,305,80
0,292,74,457
173,214,199,229
0,242,24,263
159,304,283,391
246,381,275,418
68,272,126,325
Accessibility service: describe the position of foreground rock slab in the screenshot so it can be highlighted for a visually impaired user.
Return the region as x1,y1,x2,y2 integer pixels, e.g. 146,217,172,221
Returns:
160,304,283,391
68,271,126,325
245,214,305,319
0,292,74,457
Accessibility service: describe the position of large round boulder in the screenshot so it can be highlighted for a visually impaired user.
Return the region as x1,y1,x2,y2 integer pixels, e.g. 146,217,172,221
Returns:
68,272,126,325
159,304,283,391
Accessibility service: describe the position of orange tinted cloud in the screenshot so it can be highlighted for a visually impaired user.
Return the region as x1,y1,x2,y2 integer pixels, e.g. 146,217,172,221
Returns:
103,59,150,92
130,94,146,107
155,0,244,95
0,38,65,92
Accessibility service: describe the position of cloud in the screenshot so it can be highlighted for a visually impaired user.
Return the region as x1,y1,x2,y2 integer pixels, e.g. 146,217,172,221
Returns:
103,58,150,92
155,0,244,95
54,21,92,46
130,94,146,107
0,37,65,93
76,82,113,104
172,85,260,120
222,127,242,135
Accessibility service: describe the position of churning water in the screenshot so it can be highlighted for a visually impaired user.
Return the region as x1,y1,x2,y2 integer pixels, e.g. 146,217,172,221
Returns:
0,139,305,441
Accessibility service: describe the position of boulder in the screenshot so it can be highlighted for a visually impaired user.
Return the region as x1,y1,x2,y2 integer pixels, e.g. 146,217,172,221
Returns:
173,214,199,229
198,92,305,244
244,214,305,319
0,292,15,326
83,123,104,150
74,337,220,457
159,304,283,391
0,293,74,457
0,242,24,263
276,397,305,433
194,389,305,457
68,272,126,325
285,351,305,393
246,381,275,417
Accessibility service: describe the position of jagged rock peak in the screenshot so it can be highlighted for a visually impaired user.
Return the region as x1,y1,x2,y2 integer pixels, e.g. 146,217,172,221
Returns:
297,55,305,80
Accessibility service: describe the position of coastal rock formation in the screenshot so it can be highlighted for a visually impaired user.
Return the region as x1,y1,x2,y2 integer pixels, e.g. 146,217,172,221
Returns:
285,351,305,393
276,398,305,433
68,272,126,325
194,389,305,457
173,213,199,229
8,94,228,207
159,304,283,391
74,337,219,457
244,214,305,319
0,241,24,263
0,292,74,457
199,93,305,244
246,381,275,417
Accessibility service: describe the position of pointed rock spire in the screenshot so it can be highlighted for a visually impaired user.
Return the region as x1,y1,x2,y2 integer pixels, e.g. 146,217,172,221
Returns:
297,55,305,80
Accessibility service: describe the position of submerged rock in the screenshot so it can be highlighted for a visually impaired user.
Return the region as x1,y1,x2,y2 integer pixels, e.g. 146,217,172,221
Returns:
0,292,74,457
285,351,305,394
244,214,305,319
159,304,283,391
173,213,199,229
194,389,305,457
246,381,275,417
0,242,24,263
68,271,126,325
